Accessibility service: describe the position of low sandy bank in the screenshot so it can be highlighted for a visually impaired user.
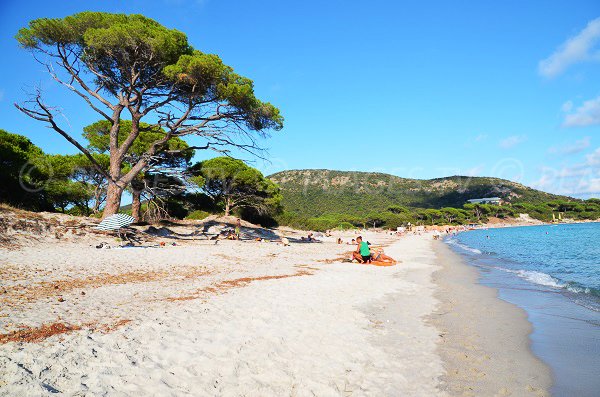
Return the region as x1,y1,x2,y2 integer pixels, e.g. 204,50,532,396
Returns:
431,241,552,396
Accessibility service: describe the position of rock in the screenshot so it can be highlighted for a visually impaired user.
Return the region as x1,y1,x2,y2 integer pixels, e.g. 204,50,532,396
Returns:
58,297,65,302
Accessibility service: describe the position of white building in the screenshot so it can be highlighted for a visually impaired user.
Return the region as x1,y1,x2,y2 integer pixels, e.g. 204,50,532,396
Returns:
466,197,502,205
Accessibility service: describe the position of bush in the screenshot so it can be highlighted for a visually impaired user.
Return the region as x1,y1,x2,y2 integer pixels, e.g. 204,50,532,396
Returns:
185,210,211,220
336,222,356,230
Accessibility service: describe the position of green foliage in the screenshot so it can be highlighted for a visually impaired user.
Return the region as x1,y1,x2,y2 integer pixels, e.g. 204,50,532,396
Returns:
512,200,600,222
17,12,192,93
270,170,570,218
185,210,211,220
191,157,282,216
17,12,284,218
0,130,112,214
269,169,599,230
83,120,192,165
17,12,283,133
163,51,283,131
274,211,366,231
0,129,52,210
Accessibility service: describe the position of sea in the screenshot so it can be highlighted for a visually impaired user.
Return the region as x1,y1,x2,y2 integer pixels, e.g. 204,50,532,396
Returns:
445,222,600,397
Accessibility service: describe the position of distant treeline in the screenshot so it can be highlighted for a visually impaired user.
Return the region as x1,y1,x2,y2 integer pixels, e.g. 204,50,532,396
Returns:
274,201,600,231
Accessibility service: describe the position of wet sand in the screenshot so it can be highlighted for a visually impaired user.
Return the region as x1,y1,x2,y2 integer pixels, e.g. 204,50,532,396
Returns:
431,241,552,396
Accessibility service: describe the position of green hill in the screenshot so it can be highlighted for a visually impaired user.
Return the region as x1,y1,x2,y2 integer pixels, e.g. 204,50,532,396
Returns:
269,169,571,218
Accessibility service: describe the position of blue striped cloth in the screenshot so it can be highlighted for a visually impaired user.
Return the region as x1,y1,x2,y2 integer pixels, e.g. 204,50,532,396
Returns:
95,214,136,231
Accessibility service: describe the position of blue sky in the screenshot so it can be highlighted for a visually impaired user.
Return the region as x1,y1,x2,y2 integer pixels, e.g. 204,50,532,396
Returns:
1,0,599,198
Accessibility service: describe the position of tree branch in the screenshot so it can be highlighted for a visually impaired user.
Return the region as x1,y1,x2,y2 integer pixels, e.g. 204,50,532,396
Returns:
45,62,113,122
56,44,115,110
14,92,113,182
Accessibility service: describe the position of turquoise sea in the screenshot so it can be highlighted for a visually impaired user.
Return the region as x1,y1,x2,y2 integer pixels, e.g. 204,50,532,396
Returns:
445,223,600,397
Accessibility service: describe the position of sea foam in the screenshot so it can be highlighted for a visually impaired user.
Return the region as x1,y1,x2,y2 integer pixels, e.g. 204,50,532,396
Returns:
445,238,482,255
504,269,564,289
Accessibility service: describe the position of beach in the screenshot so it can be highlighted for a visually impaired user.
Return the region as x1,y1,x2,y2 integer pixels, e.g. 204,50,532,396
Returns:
0,227,550,396
432,242,551,396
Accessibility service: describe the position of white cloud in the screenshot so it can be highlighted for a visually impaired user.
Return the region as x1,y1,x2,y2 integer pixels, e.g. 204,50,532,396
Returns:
568,177,600,196
561,100,573,112
548,136,591,155
532,146,600,196
557,165,591,178
586,147,600,166
563,96,600,127
499,135,527,149
474,134,488,142
539,17,600,78
585,178,600,193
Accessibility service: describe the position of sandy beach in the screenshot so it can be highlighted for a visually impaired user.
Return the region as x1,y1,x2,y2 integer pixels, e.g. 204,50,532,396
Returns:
0,226,551,396
432,242,551,396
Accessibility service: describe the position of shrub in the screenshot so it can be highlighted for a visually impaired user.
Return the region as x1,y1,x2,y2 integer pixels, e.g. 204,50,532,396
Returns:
185,210,211,220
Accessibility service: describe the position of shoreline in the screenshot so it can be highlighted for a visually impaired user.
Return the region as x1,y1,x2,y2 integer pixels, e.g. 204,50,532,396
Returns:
445,224,600,397
431,240,552,396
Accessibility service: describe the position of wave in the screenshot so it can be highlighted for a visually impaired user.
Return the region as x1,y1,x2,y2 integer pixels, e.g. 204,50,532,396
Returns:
445,238,482,255
445,234,599,300
493,267,597,297
502,268,564,288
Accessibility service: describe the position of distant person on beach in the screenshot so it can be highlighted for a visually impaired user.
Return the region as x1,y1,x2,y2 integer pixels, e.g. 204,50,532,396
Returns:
235,218,241,240
352,236,371,264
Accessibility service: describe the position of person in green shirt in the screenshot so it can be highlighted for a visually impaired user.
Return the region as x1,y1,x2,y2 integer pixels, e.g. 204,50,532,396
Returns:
352,236,371,264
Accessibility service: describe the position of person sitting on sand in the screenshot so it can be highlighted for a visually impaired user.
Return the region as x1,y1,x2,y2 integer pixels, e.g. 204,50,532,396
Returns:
352,236,371,264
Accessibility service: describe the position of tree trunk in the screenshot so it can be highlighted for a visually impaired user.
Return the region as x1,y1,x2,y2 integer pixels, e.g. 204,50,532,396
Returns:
131,188,142,223
103,183,123,218
224,197,231,216
92,193,102,214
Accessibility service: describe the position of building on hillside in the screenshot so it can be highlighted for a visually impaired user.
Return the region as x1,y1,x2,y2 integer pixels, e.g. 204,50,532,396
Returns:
466,197,503,205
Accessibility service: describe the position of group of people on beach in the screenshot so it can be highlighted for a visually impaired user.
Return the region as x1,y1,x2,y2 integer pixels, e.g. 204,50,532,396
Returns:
351,236,396,264
230,220,396,265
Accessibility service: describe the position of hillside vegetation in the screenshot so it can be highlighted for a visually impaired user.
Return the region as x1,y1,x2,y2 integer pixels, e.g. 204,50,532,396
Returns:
269,169,599,230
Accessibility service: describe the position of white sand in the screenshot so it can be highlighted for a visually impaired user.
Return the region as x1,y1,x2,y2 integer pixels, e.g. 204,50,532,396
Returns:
1,233,446,396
